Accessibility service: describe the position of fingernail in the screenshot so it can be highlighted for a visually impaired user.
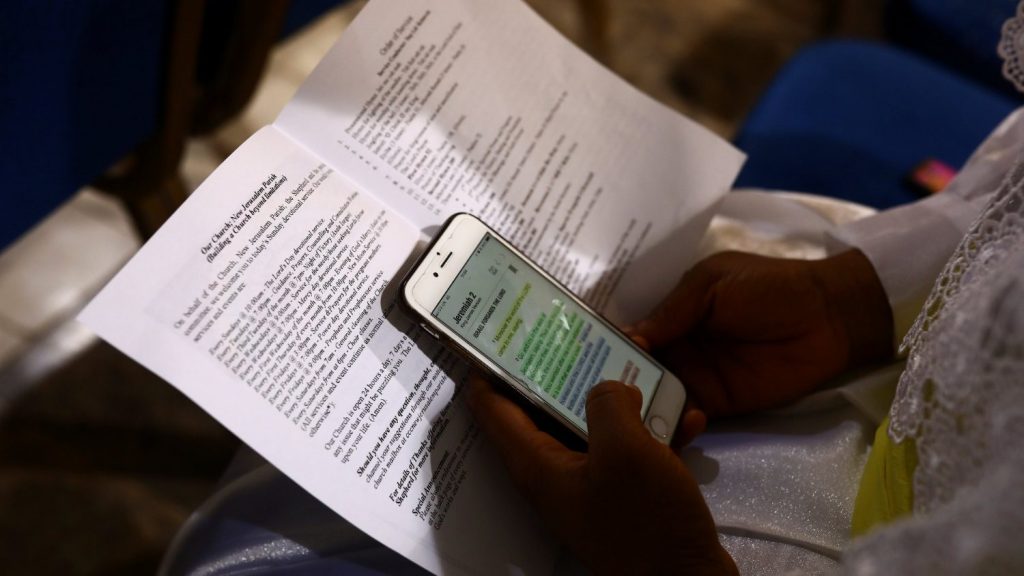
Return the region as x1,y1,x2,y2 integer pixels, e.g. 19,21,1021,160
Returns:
629,334,650,351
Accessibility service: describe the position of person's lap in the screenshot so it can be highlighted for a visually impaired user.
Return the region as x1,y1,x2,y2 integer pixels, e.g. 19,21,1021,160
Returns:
160,192,893,575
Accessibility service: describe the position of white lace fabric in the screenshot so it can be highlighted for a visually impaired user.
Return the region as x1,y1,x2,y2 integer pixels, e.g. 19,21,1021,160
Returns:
1001,1,1024,93
840,9,1024,572
843,156,1024,573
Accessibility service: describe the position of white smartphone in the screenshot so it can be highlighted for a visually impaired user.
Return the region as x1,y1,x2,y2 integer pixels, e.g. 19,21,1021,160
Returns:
400,213,686,444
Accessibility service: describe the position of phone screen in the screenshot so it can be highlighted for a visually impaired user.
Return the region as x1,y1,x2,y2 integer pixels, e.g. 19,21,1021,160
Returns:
431,233,662,432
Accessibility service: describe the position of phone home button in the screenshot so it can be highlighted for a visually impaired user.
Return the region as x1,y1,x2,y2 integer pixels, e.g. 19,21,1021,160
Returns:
648,415,669,439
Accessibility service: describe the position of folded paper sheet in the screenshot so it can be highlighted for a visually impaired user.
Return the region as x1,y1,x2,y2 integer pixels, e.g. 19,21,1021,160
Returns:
81,0,744,573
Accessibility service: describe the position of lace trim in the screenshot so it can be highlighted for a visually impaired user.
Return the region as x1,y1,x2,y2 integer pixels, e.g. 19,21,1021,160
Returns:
1000,1,1024,92
845,157,1024,573
894,156,1024,512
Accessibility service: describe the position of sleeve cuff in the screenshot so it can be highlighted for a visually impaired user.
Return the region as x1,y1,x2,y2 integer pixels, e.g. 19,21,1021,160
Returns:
826,192,982,346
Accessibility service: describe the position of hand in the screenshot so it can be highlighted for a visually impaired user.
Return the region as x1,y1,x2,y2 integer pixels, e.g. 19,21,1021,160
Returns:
628,249,893,418
467,377,737,576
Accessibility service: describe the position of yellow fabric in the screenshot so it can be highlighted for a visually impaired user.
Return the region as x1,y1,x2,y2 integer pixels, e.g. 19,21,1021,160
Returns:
851,416,918,537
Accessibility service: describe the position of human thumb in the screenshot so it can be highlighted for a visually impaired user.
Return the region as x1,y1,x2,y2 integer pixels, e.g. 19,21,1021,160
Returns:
584,381,650,459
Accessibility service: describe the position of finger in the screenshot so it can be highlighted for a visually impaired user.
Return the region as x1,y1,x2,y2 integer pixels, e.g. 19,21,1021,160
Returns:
671,407,707,449
673,342,734,419
584,381,650,458
628,333,651,352
465,376,574,498
628,265,716,349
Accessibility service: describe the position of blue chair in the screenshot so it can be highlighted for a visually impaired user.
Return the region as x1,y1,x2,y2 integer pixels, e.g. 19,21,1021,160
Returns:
734,40,1017,209
0,1,174,249
0,0,353,252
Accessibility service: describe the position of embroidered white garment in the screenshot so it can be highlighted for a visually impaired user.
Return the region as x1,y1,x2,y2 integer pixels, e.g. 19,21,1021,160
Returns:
842,156,1024,575
1001,0,1024,93
839,11,1024,573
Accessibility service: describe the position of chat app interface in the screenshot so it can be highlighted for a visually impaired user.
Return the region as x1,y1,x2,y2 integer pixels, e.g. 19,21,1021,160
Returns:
432,233,662,431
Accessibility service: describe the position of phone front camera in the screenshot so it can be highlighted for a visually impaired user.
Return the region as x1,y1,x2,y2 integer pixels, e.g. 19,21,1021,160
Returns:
433,272,439,277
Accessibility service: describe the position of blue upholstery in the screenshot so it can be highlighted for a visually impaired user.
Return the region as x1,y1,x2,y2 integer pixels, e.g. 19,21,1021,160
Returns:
734,41,1016,209
0,1,167,248
886,0,1019,98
